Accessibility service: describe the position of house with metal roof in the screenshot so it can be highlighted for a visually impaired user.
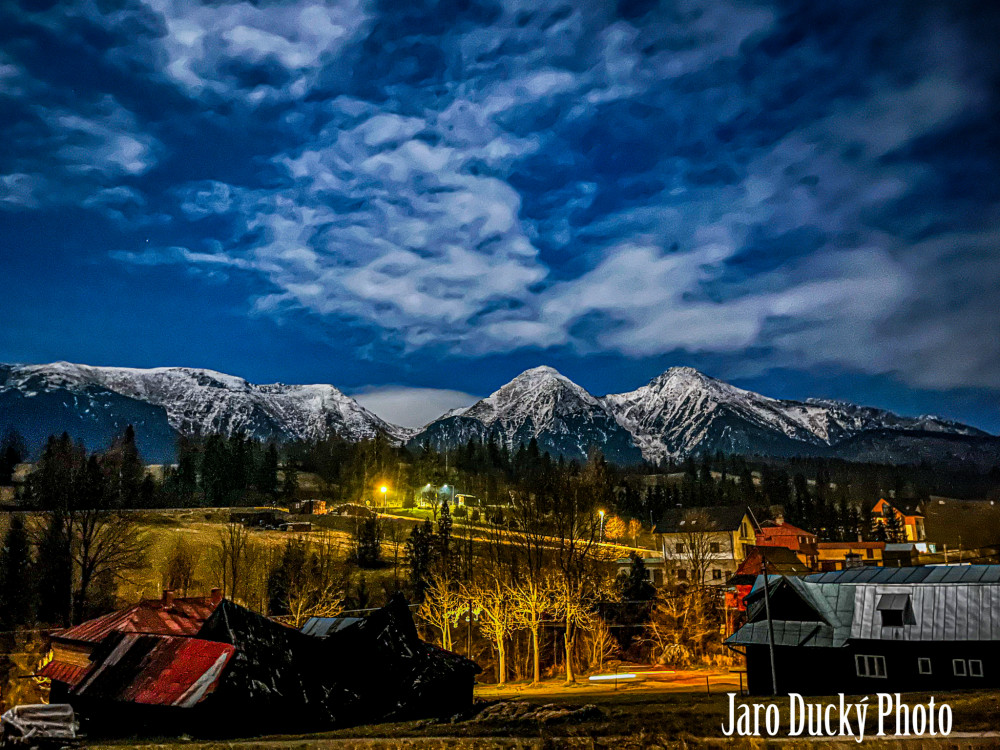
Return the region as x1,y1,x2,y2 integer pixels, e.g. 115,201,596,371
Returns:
38,592,479,737
726,565,1000,695
39,589,224,699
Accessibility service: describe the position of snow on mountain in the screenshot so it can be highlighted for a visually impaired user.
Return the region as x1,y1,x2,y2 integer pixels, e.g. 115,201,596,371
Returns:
0,362,408,459
409,366,644,463
603,367,988,462
2,361,992,466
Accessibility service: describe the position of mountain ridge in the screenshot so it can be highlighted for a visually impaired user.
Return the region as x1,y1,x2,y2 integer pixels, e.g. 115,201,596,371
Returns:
1,360,994,466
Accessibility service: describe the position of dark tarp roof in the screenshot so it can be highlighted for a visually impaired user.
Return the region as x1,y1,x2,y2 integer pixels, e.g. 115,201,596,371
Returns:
300,616,363,637
195,594,480,731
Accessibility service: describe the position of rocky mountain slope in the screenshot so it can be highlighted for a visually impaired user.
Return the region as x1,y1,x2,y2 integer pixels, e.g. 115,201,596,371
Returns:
601,367,986,463
0,362,404,462
2,360,993,466
408,366,643,463
411,366,992,465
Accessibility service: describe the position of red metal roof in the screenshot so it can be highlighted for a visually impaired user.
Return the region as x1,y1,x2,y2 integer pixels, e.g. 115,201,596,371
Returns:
72,634,235,708
36,660,91,687
53,596,219,644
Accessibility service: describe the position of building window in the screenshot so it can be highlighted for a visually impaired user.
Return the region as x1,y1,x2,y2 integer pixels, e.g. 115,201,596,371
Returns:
917,658,932,675
953,659,967,677
677,569,688,581
969,660,984,678
676,543,685,554
877,593,911,627
855,654,887,678
710,542,720,553
866,549,874,559
712,569,722,580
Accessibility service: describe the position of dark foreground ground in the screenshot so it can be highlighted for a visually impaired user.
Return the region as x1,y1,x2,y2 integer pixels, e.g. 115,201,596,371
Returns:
90,674,1000,749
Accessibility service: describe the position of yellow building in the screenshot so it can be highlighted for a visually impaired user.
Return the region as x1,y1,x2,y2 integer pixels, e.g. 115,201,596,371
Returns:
816,541,884,571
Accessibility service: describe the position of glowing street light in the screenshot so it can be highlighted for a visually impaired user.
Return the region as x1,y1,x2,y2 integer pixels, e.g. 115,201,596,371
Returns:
599,509,606,542
379,485,388,507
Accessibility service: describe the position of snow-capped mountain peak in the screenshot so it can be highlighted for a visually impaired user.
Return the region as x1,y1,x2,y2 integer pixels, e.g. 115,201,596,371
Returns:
0,362,408,461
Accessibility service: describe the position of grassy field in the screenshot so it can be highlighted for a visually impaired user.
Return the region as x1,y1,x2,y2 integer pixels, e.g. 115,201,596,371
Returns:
89,679,1000,749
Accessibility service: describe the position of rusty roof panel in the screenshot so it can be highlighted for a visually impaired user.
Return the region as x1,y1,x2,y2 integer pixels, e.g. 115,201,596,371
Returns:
53,597,218,644
72,634,234,708
36,660,91,687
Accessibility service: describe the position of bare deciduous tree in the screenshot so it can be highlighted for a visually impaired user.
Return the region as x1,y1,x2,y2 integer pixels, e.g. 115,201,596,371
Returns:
285,534,348,627
466,575,515,685
419,572,463,651
71,509,149,622
510,575,554,685
163,537,199,596
211,523,253,603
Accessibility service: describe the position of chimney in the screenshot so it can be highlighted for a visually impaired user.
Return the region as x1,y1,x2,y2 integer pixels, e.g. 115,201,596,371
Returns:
210,588,223,606
162,590,175,607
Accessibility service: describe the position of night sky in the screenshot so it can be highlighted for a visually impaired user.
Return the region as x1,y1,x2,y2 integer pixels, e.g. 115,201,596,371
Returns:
2,0,999,430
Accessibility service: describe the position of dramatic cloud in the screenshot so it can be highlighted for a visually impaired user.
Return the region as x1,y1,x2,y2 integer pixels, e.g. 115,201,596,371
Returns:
351,386,480,429
2,0,999,426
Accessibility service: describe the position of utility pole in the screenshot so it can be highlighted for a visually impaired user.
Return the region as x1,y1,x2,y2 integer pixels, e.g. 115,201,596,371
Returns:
761,556,779,696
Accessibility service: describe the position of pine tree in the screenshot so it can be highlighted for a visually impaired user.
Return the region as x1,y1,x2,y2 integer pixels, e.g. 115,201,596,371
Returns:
0,515,34,628
35,512,72,625
405,519,436,602
201,435,231,505
281,460,300,501
0,429,26,486
257,444,280,497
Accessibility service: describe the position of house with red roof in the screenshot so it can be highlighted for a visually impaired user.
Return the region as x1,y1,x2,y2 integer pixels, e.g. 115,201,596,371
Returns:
39,589,223,701
37,591,479,737
754,520,819,569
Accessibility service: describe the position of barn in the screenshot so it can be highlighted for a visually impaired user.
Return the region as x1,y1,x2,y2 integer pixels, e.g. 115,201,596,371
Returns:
39,592,479,737
726,565,1000,695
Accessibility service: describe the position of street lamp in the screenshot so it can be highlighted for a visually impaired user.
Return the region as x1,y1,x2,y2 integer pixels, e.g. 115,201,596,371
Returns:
379,485,388,507
599,509,606,543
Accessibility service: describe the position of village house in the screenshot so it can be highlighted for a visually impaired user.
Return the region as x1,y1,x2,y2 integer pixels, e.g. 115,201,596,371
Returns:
727,565,1000,695
872,498,926,542
653,506,758,585
614,555,668,586
816,541,884,571
753,519,819,569
39,589,223,701
38,592,478,737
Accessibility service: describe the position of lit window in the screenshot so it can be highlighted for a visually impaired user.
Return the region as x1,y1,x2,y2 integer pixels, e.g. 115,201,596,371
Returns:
855,654,887,678
953,659,967,677
970,660,983,678
917,658,931,675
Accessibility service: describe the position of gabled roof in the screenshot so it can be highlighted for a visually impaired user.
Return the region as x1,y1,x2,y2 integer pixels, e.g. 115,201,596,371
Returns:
806,565,1000,584
36,660,90,687
53,596,219,644
71,634,234,708
874,498,923,516
730,546,810,584
757,521,814,539
654,505,754,534
728,565,1000,648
